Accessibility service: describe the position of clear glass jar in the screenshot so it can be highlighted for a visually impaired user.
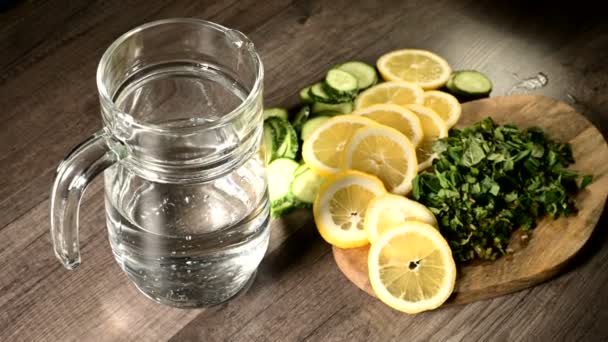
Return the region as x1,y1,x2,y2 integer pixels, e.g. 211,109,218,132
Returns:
50,19,269,308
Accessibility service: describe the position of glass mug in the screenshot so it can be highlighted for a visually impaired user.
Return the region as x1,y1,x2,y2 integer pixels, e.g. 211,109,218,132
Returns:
50,19,270,308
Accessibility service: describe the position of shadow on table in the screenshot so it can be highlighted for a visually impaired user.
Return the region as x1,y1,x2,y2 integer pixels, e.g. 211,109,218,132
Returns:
259,209,325,277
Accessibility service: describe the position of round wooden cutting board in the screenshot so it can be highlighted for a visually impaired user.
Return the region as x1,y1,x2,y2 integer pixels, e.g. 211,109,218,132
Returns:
332,95,608,305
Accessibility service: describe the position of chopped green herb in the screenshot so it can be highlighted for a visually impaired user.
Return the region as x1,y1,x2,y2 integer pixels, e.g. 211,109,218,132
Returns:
412,118,592,262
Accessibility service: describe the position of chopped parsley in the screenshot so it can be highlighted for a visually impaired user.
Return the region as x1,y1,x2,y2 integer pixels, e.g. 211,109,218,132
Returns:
412,118,592,262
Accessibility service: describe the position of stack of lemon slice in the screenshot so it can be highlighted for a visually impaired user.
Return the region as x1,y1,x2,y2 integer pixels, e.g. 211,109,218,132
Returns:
303,49,461,314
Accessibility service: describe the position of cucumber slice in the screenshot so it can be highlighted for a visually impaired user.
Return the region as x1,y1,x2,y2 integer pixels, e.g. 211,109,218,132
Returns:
291,165,324,204
267,158,299,202
299,86,313,104
309,82,333,103
301,116,330,141
266,117,287,155
322,83,357,103
446,72,456,89
451,70,492,96
281,124,299,159
445,72,463,97
336,61,378,90
324,69,358,95
267,158,300,217
291,105,310,133
294,163,309,178
311,101,353,115
263,121,277,164
312,110,342,117
266,117,298,160
271,198,297,218
263,107,289,120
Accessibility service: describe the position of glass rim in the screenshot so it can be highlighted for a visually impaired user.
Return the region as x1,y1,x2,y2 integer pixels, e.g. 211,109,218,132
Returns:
95,18,264,133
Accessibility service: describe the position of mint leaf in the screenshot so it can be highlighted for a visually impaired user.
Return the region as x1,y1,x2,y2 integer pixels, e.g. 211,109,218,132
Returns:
412,117,590,263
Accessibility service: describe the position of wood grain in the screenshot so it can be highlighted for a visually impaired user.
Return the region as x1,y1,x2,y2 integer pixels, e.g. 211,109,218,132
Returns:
1,0,608,341
333,95,608,304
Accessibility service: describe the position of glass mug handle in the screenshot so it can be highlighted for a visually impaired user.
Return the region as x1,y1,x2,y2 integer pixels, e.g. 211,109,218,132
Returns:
50,129,123,270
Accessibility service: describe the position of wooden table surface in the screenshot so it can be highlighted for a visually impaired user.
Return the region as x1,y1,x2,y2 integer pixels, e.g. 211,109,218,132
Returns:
1,1,607,341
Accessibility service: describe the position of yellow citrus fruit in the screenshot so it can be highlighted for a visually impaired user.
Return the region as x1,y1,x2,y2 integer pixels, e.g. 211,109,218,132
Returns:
354,81,424,110
351,104,424,147
313,170,386,248
377,49,452,90
302,115,377,176
342,124,418,195
423,90,462,128
364,193,438,244
405,104,448,170
368,221,457,314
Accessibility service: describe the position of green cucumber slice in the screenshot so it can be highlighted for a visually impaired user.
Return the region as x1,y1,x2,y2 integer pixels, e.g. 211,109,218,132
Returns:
312,110,342,117
311,101,353,115
336,61,378,90
299,86,313,104
267,158,299,202
267,117,298,160
301,116,331,141
267,158,300,217
294,163,309,178
266,117,287,154
309,82,333,103
263,107,289,120
291,105,310,133
263,121,277,164
324,69,358,95
281,124,299,159
321,83,357,103
451,70,492,96
270,198,297,218
291,165,324,204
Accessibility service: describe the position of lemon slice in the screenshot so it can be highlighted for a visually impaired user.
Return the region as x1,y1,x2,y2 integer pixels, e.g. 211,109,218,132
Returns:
313,170,386,248
302,115,377,176
342,125,418,195
423,91,462,128
354,81,424,110
368,221,456,314
377,49,452,90
351,104,424,147
364,193,438,244
405,104,448,170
